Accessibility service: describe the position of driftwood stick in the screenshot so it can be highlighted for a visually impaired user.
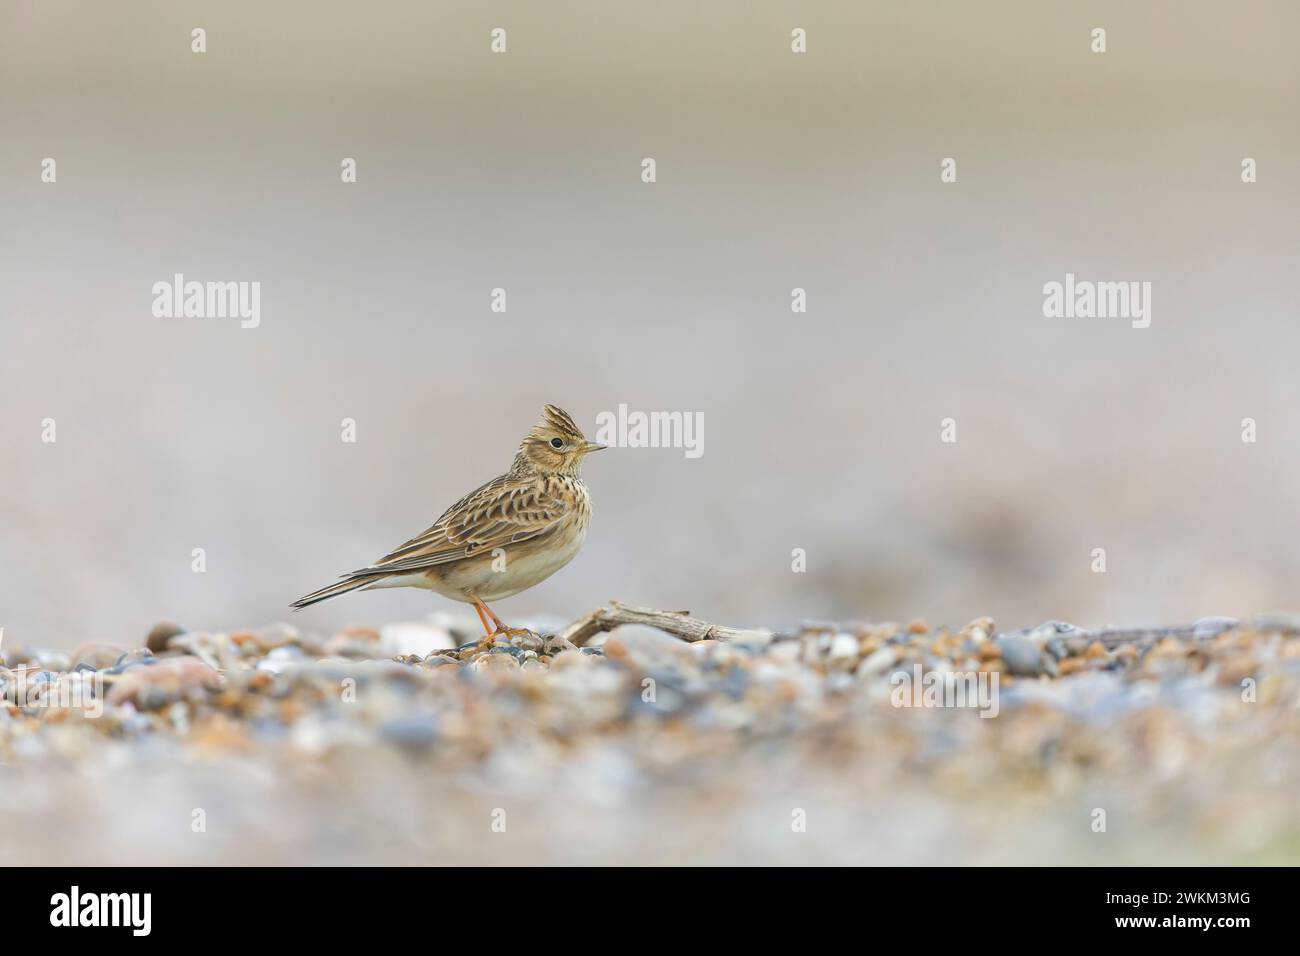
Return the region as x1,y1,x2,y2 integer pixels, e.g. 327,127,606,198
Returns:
552,606,1274,651
997,617,1247,650
556,601,768,647
1082,626,1201,649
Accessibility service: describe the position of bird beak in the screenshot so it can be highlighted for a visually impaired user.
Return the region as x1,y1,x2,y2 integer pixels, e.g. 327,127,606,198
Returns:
583,440,607,454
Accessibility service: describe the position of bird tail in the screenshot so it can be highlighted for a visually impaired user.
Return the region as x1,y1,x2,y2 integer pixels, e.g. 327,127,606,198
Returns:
290,574,382,610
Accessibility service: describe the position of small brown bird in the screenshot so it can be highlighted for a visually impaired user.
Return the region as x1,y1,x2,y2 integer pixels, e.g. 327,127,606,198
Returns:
291,405,604,640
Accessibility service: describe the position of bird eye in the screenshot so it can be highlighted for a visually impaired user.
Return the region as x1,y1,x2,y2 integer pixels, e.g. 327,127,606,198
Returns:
550,437,564,449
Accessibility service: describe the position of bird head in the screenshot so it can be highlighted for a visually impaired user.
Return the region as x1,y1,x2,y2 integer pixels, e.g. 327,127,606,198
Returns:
516,404,606,476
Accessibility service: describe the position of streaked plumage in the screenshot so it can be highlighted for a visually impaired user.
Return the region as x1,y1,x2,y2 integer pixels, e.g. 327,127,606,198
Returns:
291,405,603,638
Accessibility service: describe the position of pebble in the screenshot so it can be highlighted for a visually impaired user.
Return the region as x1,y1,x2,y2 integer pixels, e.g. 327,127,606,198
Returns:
1193,616,1240,640
69,643,126,671
510,632,545,654
145,622,186,654
35,650,71,672
856,646,898,677
1000,635,1047,676
1253,613,1300,635
958,617,995,643
107,649,157,674
474,653,519,671
828,632,860,665
106,656,222,709
729,629,774,648
422,654,461,668
379,714,440,751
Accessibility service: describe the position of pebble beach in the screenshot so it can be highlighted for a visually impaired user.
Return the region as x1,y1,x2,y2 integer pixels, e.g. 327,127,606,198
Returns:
3,608,1298,865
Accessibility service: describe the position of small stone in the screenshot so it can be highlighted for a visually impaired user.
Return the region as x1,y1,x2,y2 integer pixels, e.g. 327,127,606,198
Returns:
108,649,157,673
906,619,929,635
256,623,309,650
729,629,774,648
230,631,267,655
1253,613,1300,635
1085,641,1109,660
1063,636,1090,656
856,646,897,677
380,714,440,751
858,634,883,655
549,650,588,670
606,626,694,664
958,617,995,643
930,633,957,657
510,632,545,654
475,652,519,671
33,650,70,672
422,653,461,668
829,632,860,663
543,635,579,656
1215,654,1257,686
769,640,801,664
999,635,1046,676
1151,637,1187,658
69,642,126,671
1193,616,1239,640
320,638,369,660
146,622,186,654
106,656,222,709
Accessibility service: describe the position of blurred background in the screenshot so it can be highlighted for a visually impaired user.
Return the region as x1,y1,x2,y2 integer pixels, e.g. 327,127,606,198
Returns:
3,0,1298,649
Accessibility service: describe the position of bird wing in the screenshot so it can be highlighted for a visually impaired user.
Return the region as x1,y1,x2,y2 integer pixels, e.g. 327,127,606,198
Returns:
345,474,570,578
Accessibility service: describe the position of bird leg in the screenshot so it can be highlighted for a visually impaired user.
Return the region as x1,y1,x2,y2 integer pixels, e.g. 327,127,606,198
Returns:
470,597,495,638
469,594,537,643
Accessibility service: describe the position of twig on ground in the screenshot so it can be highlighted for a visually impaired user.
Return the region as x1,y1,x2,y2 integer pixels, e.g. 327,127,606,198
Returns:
556,601,770,647
1000,617,1249,650
553,605,1294,651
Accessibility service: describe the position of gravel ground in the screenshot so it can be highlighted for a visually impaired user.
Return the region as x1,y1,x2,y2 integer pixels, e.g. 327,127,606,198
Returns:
2,610,1298,865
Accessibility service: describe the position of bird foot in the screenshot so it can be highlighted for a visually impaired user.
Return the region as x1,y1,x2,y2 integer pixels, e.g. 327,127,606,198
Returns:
473,626,537,652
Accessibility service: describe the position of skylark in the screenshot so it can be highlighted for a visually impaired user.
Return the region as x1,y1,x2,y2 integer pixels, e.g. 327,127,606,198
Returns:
291,405,604,639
